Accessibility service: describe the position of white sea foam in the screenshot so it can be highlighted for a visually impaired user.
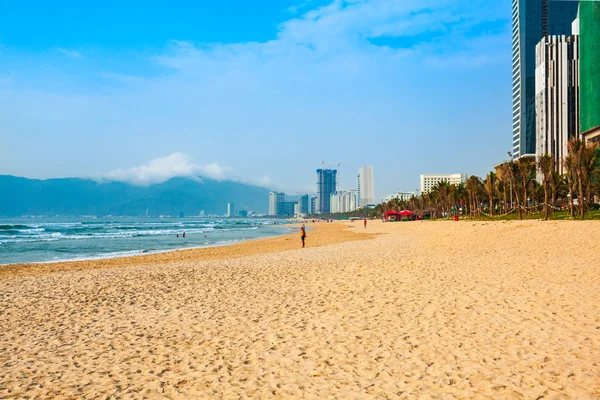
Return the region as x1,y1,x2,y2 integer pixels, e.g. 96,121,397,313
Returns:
0,218,288,265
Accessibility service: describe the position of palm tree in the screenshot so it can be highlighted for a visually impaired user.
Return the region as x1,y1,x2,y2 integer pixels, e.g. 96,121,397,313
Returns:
583,144,599,205
455,183,467,216
506,161,523,219
537,154,554,220
466,175,482,218
498,162,512,214
549,167,560,215
516,157,534,217
564,153,576,218
484,172,496,217
568,139,587,219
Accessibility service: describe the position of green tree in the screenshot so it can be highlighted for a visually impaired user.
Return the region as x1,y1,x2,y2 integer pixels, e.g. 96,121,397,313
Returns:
516,157,535,218
484,172,496,216
537,154,555,220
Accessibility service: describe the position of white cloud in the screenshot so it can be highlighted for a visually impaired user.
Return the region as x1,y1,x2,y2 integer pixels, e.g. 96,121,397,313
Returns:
57,48,82,59
105,153,230,185
1,0,512,198
151,0,508,79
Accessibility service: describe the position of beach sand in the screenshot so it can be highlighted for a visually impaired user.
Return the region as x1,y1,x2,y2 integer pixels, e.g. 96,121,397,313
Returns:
1,220,599,399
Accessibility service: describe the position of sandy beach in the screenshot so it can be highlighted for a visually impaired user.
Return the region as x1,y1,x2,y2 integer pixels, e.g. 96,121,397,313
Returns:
1,220,599,399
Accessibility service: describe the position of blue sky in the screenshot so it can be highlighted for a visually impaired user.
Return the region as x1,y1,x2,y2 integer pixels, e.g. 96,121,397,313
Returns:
0,0,512,201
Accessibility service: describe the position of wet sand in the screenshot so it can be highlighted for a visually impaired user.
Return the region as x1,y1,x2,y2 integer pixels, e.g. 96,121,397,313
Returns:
1,220,599,399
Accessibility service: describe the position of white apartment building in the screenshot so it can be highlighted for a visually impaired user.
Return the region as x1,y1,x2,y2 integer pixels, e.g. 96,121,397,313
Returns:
420,174,467,194
357,166,374,207
535,34,580,177
384,192,416,202
269,191,285,216
227,202,235,218
330,190,358,214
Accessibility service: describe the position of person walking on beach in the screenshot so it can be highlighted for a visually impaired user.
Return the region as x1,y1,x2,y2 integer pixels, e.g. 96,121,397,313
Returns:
364,219,367,229
300,225,307,248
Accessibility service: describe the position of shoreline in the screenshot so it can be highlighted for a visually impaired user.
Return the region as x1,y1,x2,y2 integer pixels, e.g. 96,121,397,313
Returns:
0,221,378,279
0,225,295,267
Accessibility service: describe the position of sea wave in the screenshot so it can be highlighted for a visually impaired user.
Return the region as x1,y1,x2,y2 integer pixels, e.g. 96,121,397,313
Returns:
0,224,31,230
0,238,61,244
0,227,219,243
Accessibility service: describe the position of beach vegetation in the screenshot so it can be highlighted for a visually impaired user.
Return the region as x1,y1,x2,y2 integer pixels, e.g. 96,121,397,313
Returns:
369,139,600,221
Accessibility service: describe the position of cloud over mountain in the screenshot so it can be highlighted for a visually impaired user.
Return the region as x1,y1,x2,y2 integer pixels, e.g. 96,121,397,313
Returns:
105,153,230,186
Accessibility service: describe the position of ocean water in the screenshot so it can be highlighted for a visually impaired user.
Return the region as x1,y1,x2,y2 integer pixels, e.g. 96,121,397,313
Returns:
0,218,291,265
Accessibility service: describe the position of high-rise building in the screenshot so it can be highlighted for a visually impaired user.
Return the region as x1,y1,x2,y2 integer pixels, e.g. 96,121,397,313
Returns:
316,169,337,214
310,196,317,214
227,203,235,218
357,166,374,207
282,201,297,217
420,174,467,194
511,0,579,158
298,195,310,215
580,2,600,144
535,34,580,175
269,191,285,216
330,191,358,214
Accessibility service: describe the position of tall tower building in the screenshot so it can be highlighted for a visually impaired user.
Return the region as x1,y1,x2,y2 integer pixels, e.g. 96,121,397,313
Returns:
316,169,337,214
269,192,285,216
535,34,580,175
357,166,374,207
511,0,579,158
227,203,235,218
298,195,310,215
580,2,600,144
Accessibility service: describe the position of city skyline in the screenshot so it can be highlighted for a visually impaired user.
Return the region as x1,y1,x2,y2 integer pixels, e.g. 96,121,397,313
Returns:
511,0,579,158
1,0,512,202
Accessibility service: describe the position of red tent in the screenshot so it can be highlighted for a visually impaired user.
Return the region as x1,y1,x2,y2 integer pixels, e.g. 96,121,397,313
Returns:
384,210,401,221
399,210,413,216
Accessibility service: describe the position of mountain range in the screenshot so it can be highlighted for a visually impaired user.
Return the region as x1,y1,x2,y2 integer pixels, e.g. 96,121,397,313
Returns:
0,175,271,217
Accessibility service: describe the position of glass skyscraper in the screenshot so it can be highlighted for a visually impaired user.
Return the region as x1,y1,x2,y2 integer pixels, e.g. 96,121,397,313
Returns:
511,0,579,158
316,169,337,214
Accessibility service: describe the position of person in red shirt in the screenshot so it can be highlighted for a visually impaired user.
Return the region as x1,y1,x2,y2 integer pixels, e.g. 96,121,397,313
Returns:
364,219,367,229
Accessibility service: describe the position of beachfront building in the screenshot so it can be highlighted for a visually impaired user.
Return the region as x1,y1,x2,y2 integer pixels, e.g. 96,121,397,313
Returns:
298,195,310,215
357,166,374,208
420,174,467,194
384,191,416,202
316,168,337,214
227,203,235,218
511,0,580,159
580,2,600,145
330,190,358,214
310,196,317,214
281,201,297,217
535,34,580,176
269,191,285,217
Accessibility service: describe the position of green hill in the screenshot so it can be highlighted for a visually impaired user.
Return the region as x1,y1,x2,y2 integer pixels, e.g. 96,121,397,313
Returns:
0,176,270,216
